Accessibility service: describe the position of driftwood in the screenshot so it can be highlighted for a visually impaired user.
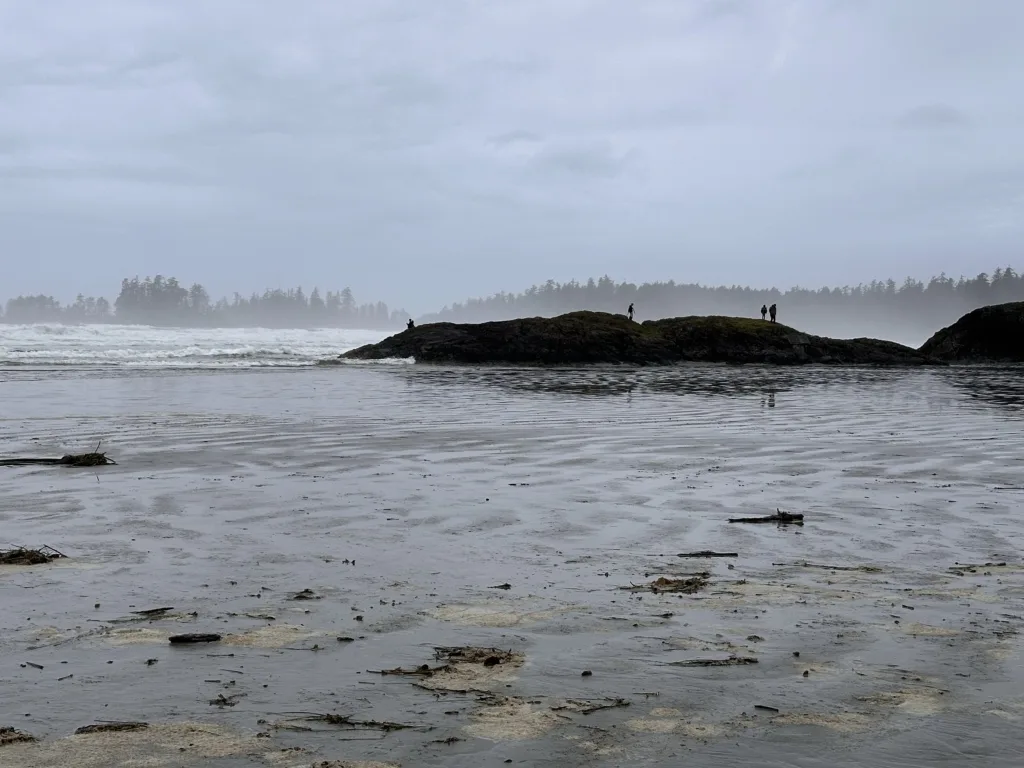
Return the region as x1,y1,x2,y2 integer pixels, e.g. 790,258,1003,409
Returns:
728,510,803,525
774,561,881,573
551,697,630,715
0,546,65,565
282,713,425,732
668,656,758,667
0,445,116,468
132,607,175,617
372,664,449,677
677,551,738,558
74,722,148,735
949,562,1009,575
168,633,222,644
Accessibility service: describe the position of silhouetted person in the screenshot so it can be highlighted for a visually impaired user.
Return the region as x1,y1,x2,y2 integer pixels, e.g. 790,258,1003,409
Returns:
407,318,415,330
760,304,767,321
627,303,634,321
769,304,777,323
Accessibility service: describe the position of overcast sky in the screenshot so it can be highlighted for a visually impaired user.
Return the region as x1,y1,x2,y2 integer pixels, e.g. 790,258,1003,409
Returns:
2,0,1023,313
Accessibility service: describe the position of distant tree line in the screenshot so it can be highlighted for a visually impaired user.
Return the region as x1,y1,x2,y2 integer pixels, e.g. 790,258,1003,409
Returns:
0,276,408,329
4,267,1024,338
420,267,1024,342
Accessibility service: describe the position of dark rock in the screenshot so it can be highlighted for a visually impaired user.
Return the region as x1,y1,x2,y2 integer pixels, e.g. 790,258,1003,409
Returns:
338,312,936,366
919,301,1024,362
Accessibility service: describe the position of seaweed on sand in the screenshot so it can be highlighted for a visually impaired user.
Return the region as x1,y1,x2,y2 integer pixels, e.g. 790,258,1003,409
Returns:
0,726,37,746
370,647,522,677
0,545,66,566
433,646,518,665
620,574,710,594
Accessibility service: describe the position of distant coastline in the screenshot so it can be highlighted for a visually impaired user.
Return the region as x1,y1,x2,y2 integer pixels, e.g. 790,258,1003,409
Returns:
4,267,1023,341
0,275,407,331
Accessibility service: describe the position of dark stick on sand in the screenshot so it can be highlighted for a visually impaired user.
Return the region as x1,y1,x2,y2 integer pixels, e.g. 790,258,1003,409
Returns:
0,447,117,468
168,633,222,644
668,656,759,667
677,551,739,558
728,510,804,525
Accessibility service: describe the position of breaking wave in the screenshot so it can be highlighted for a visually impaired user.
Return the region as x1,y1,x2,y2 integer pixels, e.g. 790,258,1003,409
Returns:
0,324,403,370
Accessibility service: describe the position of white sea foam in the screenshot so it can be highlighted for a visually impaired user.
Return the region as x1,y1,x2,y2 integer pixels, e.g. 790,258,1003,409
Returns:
0,323,400,369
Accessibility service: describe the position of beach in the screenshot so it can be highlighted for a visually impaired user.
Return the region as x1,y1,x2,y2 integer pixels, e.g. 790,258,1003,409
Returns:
2,333,1024,767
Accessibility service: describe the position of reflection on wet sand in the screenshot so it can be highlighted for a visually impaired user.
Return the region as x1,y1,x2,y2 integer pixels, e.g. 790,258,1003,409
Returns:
1,364,1023,767
940,366,1024,412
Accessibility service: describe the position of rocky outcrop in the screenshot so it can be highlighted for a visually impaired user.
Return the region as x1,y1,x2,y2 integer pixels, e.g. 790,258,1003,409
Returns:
919,302,1024,362
338,311,934,366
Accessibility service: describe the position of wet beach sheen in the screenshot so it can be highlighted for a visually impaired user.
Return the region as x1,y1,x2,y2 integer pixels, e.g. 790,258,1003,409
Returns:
1,364,1024,767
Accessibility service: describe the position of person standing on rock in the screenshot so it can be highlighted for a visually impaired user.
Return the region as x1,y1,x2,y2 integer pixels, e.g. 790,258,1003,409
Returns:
406,318,415,330
769,304,777,323
627,303,634,321
760,304,768,321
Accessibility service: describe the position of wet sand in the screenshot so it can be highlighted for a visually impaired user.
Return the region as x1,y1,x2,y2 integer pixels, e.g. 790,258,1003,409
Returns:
1,365,1023,767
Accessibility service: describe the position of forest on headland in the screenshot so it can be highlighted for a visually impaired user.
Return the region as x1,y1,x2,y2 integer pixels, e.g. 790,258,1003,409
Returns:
2,267,1023,340
420,267,1024,343
0,276,408,330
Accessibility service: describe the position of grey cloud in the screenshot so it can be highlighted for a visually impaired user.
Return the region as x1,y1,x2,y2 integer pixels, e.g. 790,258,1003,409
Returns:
1,0,1023,312
490,130,543,146
899,104,971,130
531,142,632,179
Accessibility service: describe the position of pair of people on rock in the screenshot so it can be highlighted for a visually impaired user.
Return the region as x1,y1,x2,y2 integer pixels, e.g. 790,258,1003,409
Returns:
760,304,777,323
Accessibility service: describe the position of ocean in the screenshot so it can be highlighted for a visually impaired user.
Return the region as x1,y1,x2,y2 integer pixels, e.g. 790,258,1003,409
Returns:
0,323,393,370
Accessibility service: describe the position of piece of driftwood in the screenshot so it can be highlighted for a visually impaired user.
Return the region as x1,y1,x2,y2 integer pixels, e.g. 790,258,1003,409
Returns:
287,713,424,732
0,444,116,468
949,562,1008,575
132,607,175,617
677,551,738,558
168,633,222,644
668,656,758,667
74,722,148,735
371,664,448,677
774,561,881,572
728,510,803,525
550,697,630,715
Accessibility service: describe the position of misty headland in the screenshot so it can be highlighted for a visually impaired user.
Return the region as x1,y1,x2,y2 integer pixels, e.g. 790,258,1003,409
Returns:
341,302,1024,366
4,266,1024,349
